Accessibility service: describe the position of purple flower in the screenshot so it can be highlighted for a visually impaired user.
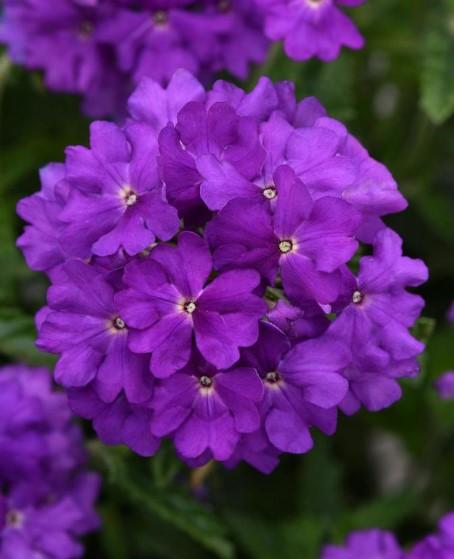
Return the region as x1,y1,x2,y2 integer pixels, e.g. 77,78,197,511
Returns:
338,353,418,415
321,528,404,559
330,228,428,363
206,165,360,304
17,71,428,471
223,427,281,474
241,322,350,454
37,259,154,404
0,365,84,484
1,474,100,559
447,302,454,325
127,68,205,134
0,0,268,116
150,362,263,461
60,121,180,258
327,228,427,413
208,0,268,79
68,385,159,457
116,231,267,377
257,0,366,62
0,365,100,559
434,372,454,400
0,0,127,117
16,163,71,277
98,0,267,86
268,299,329,341
407,513,454,559
158,97,265,215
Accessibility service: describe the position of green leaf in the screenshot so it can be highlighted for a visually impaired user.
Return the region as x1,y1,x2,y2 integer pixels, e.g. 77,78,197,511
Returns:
421,5,454,124
90,443,235,559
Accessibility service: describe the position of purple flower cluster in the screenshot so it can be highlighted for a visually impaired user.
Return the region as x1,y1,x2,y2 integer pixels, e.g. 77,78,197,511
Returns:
434,371,454,400
407,513,454,559
0,365,100,558
0,0,267,116
18,70,427,473
0,1,367,116
321,512,454,559
255,0,366,62
322,529,404,559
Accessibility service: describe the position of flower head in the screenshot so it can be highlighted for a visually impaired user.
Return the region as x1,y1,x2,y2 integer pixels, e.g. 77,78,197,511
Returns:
37,259,154,404
321,528,404,559
434,372,454,400
20,71,427,472
61,122,180,258
116,231,267,377
0,365,100,559
407,513,454,559
206,165,361,304
150,360,264,461
0,0,268,116
257,0,366,62
241,322,349,454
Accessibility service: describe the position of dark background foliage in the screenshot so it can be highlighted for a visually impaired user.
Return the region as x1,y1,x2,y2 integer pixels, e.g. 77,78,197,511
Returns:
0,0,453,557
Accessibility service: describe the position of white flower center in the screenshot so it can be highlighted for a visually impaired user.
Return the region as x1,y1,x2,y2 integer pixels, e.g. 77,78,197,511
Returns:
218,0,230,12
263,186,277,200
153,10,168,26
265,371,281,385
120,186,138,207
279,240,293,254
306,0,325,8
113,317,126,330
126,193,137,206
352,290,363,304
199,376,213,388
6,510,24,529
184,301,197,314
79,21,93,39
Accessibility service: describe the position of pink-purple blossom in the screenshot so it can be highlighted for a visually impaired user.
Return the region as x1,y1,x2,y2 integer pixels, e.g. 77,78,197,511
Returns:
322,528,404,559
434,372,454,401
256,0,366,62
322,512,454,559
17,70,428,472
0,0,268,116
407,512,454,559
0,1,369,116
0,365,100,558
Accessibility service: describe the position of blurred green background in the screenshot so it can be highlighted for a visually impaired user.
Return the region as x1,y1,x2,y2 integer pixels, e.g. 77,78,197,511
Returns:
0,0,453,557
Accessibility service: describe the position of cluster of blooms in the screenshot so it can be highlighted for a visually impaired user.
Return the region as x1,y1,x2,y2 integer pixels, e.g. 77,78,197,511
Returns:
0,0,365,116
0,365,100,558
17,70,428,473
255,0,366,62
433,303,454,400
321,512,454,559
435,372,454,400
0,0,267,116
447,302,454,324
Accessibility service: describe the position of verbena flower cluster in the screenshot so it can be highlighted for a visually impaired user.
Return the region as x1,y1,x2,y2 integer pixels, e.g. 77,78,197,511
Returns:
321,512,454,559
254,0,366,62
0,365,100,558
435,371,454,400
17,70,428,473
0,0,365,116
